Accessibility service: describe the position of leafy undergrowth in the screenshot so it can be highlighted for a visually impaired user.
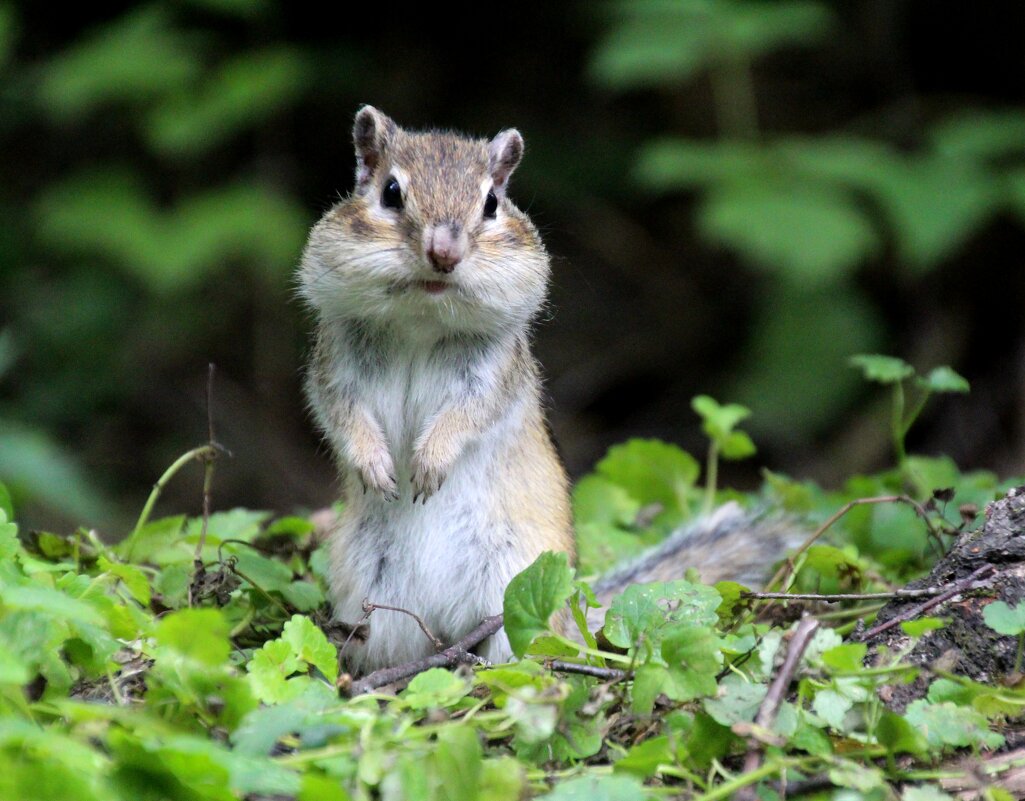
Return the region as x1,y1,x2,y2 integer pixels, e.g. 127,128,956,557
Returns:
2,361,1024,800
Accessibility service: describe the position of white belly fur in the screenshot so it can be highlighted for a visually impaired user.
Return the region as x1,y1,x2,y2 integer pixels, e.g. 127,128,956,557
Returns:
327,353,531,674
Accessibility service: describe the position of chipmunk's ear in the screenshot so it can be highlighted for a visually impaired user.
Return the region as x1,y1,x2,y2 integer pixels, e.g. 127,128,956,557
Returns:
488,129,524,196
353,105,396,186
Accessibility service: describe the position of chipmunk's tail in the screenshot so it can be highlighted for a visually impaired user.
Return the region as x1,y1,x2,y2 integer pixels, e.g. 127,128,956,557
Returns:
588,502,806,631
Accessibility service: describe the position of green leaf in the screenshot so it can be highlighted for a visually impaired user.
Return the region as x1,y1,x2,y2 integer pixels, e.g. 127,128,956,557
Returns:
590,2,830,90
983,601,1025,636
116,515,186,563
1,584,103,627
0,482,13,521
37,7,200,118
434,726,482,801
146,48,309,157
699,182,878,282
918,366,970,394
231,682,340,756
36,171,308,293
595,439,701,527
902,786,956,801
603,580,721,656
660,625,722,699
904,700,1004,751
97,557,151,605
281,614,338,684
479,757,524,801
931,109,1025,159
401,668,471,710
614,735,672,778
247,639,304,704
536,774,649,801
813,688,853,730
280,580,325,612
850,354,915,384
503,551,575,657
901,617,947,637
154,608,231,666
877,711,928,756
703,678,767,727
821,643,867,673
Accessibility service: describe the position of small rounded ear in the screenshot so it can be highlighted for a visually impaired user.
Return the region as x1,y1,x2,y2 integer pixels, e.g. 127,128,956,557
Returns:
488,129,524,195
353,105,396,186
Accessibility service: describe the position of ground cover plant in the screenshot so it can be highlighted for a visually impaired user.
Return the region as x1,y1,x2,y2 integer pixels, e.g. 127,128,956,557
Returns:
0,357,1022,800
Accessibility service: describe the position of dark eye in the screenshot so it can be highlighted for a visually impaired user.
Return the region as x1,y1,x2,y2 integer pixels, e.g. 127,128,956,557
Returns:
381,177,403,210
483,189,498,219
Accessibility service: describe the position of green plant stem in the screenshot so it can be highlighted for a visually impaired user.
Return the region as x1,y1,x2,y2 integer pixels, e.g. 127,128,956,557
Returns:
550,635,632,664
690,759,792,801
124,444,218,561
891,382,907,465
1016,632,1024,675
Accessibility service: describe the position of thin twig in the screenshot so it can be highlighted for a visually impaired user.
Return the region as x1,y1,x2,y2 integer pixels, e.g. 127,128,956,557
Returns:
347,614,503,696
858,564,996,641
744,587,950,602
735,616,820,801
362,599,445,649
761,495,941,595
190,364,219,606
547,660,630,682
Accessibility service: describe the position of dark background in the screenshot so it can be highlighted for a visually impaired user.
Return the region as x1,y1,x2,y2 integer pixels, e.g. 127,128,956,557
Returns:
2,1,1024,533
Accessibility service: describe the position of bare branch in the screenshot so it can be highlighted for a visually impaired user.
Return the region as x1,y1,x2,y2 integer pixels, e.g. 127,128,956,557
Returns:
361,599,445,649
346,614,503,696
547,660,630,682
735,616,820,801
858,564,996,641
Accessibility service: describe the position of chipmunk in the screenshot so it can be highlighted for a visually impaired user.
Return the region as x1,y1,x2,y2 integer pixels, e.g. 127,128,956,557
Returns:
299,107,799,675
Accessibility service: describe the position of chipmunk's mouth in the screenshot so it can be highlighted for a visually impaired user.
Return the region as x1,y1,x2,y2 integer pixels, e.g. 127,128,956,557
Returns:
415,280,451,295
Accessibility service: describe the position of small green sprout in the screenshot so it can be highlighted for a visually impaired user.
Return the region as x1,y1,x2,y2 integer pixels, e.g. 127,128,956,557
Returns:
691,395,756,514
849,355,969,469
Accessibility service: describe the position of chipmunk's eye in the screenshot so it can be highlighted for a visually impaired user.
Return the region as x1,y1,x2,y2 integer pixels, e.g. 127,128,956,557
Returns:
483,189,498,219
381,177,403,210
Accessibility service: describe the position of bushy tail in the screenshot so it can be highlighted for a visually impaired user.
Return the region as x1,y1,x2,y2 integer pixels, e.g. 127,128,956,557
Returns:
587,503,806,631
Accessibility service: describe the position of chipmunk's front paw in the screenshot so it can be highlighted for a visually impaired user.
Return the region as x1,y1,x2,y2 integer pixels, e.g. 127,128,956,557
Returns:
358,449,399,501
410,452,446,503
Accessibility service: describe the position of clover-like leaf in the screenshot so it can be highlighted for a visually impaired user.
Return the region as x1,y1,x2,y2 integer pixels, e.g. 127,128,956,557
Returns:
983,600,1025,636
918,366,970,394
849,354,915,384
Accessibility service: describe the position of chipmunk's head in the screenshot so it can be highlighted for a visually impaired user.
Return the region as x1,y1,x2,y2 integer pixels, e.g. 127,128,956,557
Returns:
299,106,549,335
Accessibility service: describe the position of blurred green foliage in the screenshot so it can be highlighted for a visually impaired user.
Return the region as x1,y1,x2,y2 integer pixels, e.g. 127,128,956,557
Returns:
592,1,1025,443
2,1,313,526
1,1,1023,530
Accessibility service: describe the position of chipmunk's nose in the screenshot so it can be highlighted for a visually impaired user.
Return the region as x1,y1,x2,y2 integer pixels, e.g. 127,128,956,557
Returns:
424,223,466,274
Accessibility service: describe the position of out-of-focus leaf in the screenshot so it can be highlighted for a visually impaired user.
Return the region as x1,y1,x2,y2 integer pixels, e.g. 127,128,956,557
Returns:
36,170,309,293
146,48,309,157
931,110,1025,159
868,157,999,272
0,425,112,524
849,354,914,384
699,182,878,281
732,284,882,439
918,366,970,394
37,7,199,117
590,0,831,90
595,439,701,527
